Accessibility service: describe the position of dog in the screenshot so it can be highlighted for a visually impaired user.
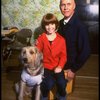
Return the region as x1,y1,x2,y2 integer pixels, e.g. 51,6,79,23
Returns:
15,46,44,100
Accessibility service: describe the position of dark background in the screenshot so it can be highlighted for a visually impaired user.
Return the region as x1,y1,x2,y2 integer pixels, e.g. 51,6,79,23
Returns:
75,0,99,54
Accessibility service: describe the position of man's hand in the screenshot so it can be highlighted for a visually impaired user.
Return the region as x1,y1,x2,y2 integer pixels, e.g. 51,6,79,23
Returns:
64,69,75,81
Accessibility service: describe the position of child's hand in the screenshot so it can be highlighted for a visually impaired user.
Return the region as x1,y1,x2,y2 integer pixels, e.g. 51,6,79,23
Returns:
54,66,62,73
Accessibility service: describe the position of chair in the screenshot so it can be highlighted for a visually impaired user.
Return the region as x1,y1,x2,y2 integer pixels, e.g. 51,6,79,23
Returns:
2,27,19,61
8,28,32,50
2,28,33,72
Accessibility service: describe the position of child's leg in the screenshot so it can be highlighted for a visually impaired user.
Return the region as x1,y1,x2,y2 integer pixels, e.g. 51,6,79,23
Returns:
55,70,67,99
40,69,55,99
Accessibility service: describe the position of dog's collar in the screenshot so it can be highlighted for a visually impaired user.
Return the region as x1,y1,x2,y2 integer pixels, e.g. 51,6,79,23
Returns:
26,67,39,76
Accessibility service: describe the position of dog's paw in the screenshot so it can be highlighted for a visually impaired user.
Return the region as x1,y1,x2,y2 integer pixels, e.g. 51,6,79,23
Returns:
18,96,23,100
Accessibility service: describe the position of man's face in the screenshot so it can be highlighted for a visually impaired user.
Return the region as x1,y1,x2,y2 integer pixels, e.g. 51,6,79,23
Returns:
60,0,76,18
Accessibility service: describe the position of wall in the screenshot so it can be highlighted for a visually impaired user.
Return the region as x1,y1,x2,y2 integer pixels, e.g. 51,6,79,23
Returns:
1,0,62,31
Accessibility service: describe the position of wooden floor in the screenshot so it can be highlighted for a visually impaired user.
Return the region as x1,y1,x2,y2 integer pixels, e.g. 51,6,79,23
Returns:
1,54,99,100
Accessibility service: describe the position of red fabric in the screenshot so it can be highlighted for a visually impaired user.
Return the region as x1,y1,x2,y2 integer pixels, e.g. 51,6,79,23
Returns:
35,32,67,70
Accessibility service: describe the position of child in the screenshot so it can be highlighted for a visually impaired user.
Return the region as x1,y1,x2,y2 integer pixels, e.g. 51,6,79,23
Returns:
35,13,67,100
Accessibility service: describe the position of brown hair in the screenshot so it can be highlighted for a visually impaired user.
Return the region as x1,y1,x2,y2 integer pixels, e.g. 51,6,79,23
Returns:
41,13,59,31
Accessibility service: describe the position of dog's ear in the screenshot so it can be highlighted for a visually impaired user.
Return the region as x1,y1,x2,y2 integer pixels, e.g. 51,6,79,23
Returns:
19,47,25,64
35,47,43,61
34,47,43,67
20,48,24,58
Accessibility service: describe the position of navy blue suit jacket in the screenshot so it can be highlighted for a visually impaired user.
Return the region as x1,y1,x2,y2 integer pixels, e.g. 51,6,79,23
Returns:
58,12,91,72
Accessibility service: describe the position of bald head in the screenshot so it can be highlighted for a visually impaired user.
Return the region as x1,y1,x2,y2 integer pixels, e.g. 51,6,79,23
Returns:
60,0,75,5
60,0,76,19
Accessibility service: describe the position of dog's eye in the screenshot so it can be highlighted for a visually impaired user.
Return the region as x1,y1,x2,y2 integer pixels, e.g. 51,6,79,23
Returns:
30,50,34,54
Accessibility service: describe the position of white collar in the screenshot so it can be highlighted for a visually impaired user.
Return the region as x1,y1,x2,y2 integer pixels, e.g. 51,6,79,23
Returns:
63,15,73,25
63,17,70,25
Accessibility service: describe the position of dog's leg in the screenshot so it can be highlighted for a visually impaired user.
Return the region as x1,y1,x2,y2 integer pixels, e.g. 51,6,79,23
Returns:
35,85,41,100
18,80,26,100
15,82,20,100
15,82,20,94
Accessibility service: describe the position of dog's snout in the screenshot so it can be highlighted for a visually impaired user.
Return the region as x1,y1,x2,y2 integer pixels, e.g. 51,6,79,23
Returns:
23,58,28,63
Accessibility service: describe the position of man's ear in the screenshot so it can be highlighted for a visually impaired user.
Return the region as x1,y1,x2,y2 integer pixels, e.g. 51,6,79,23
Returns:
73,1,76,10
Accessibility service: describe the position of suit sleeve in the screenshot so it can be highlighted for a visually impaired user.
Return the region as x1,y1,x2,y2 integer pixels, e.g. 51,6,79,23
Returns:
71,24,91,72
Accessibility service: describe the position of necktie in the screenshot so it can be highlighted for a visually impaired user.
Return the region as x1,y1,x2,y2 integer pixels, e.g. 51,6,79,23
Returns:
63,20,68,25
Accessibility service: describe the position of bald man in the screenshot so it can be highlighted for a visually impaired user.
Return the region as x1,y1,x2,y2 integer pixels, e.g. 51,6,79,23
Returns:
58,0,90,82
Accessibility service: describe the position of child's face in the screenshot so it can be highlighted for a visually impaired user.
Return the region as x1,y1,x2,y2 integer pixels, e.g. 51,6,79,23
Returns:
45,23,56,34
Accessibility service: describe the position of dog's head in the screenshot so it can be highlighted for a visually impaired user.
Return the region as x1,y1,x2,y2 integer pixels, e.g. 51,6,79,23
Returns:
20,46,43,70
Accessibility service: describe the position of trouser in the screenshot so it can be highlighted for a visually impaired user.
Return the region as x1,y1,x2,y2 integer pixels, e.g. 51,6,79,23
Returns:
40,69,67,100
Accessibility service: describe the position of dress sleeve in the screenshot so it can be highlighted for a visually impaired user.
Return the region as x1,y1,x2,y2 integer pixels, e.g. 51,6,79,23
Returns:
58,39,67,68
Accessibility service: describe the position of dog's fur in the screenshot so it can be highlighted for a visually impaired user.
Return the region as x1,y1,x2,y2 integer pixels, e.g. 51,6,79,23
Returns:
15,46,43,100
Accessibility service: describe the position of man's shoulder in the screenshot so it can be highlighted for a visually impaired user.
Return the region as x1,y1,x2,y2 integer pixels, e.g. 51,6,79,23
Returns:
73,13,86,27
59,18,64,23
